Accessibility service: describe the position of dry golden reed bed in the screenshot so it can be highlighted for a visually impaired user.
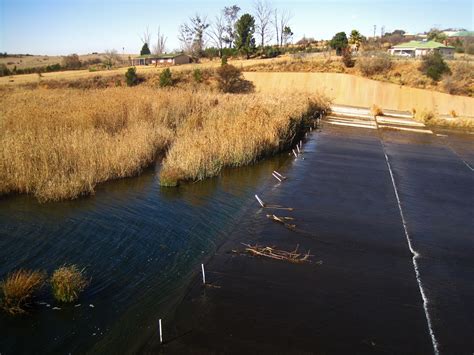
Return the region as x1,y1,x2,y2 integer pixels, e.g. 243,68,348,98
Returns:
0,87,329,201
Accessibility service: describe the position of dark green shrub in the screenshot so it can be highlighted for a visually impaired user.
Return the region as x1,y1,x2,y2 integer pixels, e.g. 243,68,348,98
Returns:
330,32,348,56
193,68,203,83
263,46,281,58
216,64,254,93
420,51,451,81
159,68,173,87
221,55,228,66
125,67,138,86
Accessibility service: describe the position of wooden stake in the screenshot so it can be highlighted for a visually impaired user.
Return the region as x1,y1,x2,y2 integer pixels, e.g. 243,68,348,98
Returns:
292,149,298,158
273,171,286,179
296,145,301,154
159,318,163,344
272,172,282,182
255,194,265,207
201,263,206,284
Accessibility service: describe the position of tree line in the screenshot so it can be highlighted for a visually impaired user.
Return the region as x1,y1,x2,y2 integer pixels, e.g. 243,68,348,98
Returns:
138,1,293,59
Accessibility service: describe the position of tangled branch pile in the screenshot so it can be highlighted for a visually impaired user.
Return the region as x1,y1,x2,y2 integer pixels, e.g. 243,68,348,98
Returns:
242,243,311,263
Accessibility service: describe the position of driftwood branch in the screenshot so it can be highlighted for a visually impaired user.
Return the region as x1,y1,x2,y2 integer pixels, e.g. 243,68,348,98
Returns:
242,243,311,263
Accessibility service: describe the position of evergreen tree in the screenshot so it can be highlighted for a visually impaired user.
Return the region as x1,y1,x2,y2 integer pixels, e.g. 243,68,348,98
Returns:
330,32,348,55
140,43,151,55
234,14,256,59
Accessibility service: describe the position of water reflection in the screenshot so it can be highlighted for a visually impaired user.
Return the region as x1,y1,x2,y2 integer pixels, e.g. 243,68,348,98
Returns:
0,153,291,354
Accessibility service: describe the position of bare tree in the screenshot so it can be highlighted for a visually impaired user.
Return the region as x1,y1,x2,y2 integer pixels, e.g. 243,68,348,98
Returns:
153,27,167,55
209,14,226,57
254,0,273,48
140,27,152,46
178,14,209,57
273,9,292,46
103,49,121,69
223,5,241,47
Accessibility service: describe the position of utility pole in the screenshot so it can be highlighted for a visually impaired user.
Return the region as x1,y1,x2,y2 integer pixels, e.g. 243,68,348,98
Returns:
373,25,377,39
381,25,385,38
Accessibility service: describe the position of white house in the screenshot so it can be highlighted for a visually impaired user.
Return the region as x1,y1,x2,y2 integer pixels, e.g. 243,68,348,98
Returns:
389,40,455,58
131,53,192,66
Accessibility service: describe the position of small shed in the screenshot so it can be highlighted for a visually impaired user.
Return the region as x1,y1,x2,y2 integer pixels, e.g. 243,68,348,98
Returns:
131,53,192,66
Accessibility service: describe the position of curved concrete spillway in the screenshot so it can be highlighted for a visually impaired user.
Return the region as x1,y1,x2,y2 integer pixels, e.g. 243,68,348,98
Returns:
243,71,474,117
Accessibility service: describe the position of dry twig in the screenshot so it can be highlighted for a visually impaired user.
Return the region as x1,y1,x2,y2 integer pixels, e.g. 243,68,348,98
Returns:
242,243,312,263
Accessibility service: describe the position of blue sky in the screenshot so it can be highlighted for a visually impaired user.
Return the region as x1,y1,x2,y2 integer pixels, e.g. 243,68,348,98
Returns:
0,0,472,55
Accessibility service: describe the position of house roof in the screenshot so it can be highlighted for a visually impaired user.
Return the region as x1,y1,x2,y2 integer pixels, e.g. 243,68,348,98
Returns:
392,40,454,49
449,31,474,37
134,53,187,59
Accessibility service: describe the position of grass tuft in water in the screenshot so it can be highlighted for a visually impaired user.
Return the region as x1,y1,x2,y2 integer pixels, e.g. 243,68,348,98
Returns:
1,269,46,315
50,265,89,303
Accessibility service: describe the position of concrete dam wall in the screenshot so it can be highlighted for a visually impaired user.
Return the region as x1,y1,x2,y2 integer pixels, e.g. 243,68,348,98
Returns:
243,72,474,117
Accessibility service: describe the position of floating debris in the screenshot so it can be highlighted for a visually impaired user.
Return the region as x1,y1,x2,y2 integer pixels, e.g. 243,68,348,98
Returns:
89,304,95,308
242,243,312,263
266,214,296,229
52,307,61,311
264,205,294,211
74,304,81,308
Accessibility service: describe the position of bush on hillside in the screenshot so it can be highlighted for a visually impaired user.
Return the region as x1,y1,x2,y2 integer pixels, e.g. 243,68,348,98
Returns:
420,51,450,82
357,52,392,76
125,67,138,86
159,68,173,87
442,62,473,96
342,48,355,68
216,64,253,93
0,64,11,77
193,68,203,83
62,54,82,70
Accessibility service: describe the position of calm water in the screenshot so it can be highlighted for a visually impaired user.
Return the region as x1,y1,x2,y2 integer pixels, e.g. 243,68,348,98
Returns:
0,155,290,354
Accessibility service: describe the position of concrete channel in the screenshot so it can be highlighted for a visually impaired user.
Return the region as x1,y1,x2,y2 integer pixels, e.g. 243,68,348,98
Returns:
160,107,473,354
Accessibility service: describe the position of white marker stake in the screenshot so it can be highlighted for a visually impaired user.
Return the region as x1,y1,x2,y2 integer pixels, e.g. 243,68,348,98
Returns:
272,173,282,182
255,194,265,207
299,141,302,149
159,318,163,344
201,263,206,284
292,149,298,158
273,171,285,179
296,145,301,154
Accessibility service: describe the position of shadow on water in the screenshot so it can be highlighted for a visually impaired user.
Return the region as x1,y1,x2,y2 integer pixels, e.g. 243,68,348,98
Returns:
0,154,290,354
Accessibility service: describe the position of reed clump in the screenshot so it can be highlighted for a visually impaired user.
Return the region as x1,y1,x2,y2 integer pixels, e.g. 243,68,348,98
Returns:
159,93,330,185
370,104,384,116
414,109,474,129
1,269,46,315
0,87,201,201
1,86,330,199
50,265,88,303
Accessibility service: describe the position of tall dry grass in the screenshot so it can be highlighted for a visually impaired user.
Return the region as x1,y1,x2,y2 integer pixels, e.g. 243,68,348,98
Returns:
414,109,474,130
0,87,199,201
159,94,330,185
1,86,330,200
1,269,46,315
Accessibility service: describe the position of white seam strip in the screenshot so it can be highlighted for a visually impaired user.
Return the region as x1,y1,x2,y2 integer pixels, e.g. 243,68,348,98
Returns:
377,129,440,354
